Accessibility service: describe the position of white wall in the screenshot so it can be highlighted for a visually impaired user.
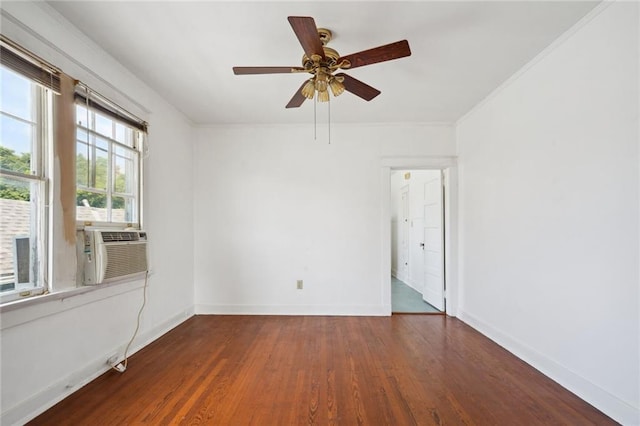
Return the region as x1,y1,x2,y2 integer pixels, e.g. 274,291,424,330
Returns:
456,2,639,424
0,3,194,425
194,124,455,315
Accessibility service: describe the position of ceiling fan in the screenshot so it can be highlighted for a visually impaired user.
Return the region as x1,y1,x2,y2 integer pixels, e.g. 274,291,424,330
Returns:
233,16,411,108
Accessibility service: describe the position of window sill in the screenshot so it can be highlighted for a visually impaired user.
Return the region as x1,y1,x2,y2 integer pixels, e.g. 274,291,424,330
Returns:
0,274,146,330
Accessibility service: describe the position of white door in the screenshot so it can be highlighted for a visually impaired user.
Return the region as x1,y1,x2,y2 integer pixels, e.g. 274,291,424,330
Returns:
409,216,425,291
398,186,410,282
423,173,445,311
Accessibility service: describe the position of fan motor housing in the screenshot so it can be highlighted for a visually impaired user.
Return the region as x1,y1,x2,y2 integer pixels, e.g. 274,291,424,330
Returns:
317,28,332,45
300,27,341,70
302,47,341,69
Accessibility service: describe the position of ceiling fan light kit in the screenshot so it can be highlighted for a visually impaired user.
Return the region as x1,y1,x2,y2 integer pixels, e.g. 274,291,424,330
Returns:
232,16,411,108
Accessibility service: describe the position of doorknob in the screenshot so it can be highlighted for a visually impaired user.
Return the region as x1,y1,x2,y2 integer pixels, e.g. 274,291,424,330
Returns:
420,242,425,249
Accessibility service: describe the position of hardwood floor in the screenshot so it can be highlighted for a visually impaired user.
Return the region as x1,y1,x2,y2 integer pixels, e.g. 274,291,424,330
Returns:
29,315,615,425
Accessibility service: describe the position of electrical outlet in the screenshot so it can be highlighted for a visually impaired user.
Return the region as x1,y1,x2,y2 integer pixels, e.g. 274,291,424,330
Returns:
296,280,303,290
107,355,118,366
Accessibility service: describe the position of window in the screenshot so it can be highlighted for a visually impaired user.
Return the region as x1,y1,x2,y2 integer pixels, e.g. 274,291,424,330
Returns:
75,91,145,225
0,63,51,301
0,37,148,306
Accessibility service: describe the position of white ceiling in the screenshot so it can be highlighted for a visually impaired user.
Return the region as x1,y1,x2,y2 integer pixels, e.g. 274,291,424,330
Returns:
48,1,599,125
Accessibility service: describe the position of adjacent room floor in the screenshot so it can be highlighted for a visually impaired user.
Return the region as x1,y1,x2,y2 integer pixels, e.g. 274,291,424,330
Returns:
392,276,441,314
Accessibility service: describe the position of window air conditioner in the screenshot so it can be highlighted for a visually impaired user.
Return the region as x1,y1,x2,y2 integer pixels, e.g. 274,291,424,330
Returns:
82,229,148,285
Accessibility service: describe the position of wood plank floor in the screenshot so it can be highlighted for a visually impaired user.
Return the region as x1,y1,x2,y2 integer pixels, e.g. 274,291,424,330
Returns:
29,315,615,425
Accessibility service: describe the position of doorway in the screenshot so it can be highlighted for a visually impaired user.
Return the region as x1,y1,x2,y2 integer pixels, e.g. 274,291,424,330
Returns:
382,161,457,316
389,168,448,314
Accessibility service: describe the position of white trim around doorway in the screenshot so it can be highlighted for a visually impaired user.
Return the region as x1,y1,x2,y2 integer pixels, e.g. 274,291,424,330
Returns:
380,156,459,317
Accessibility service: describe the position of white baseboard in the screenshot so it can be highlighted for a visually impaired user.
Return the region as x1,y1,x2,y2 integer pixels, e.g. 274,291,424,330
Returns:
457,310,639,426
195,304,389,316
395,272,409,284
3,307,195,426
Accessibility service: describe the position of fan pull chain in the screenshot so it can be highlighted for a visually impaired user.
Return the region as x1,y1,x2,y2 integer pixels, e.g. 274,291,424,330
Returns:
314,93,317,140
328,96,331,145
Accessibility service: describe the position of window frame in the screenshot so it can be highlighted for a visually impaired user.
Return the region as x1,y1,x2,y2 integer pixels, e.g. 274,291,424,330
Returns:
74,100,145,228
0,67,51,304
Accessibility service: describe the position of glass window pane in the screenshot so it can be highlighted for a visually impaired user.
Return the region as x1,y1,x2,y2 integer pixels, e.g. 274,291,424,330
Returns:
95,135,109,151
76,104,89,128
113,146,136,194
77,127,89,143
76,142,89,187
0,176,38,291
112,196,136,223
115,123,127,145
95,114,113,138
0,67,32,121
126,127,137,148
76,189,108,222
1,116,33,173
94,147,108,190
0,175,31,202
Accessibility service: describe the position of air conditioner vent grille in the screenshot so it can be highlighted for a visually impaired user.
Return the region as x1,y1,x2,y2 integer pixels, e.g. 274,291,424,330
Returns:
101,231,139,243
104,243,148,280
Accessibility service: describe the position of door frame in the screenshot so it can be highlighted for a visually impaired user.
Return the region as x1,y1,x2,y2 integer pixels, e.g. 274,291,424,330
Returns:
380,156,458,316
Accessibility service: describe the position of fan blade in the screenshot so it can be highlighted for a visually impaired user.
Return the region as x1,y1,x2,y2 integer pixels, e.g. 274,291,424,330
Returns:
233,66,306,75
286,81,308,108
288,16,325,60
336,73,381,101
338,40,411,70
